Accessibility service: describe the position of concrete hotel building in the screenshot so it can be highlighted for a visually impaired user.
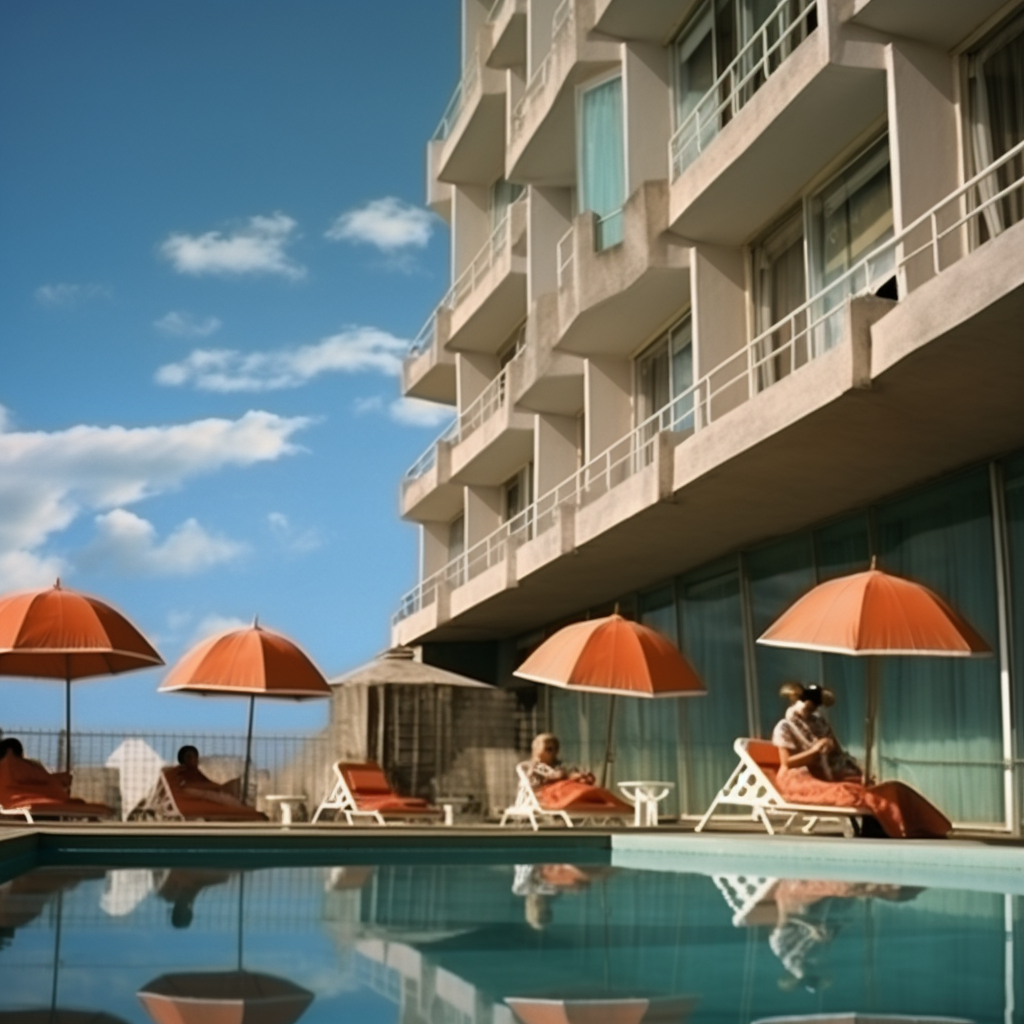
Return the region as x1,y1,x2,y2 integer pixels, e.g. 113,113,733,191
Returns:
392,0,1024,833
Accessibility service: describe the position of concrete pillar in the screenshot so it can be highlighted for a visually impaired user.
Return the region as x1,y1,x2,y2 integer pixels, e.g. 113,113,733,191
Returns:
623,43,671,191
584,357,632,461
452,185,490,280
465,485,503,546
534,413,580,497
885,41,960,292
691,243,746,422
422,521,453,577
528,186,572,304
457,352,500,410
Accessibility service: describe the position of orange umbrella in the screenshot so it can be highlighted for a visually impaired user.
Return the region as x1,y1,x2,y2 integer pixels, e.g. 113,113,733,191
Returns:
758,558,992,781
0,580,163,771
506,996,695,1024
138,971,314,1024
514,613,706,785
159,619,330,801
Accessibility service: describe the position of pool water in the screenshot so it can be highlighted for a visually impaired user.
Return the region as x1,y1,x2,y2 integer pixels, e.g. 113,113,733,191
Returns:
0,856,1019,1022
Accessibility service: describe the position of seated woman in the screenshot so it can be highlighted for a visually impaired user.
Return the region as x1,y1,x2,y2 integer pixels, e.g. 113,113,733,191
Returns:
0,737,109,813
772,684,951,839
526,733,632,813
172,745,246,808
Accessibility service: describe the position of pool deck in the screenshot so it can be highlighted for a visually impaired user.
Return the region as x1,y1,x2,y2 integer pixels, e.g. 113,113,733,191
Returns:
1,820,1021,893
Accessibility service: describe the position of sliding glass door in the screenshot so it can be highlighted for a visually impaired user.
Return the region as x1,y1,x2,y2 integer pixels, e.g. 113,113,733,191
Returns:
579,75,625,249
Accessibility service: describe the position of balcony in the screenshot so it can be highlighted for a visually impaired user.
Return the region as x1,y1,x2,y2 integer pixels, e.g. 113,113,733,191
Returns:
506,0,621,185
486,0,527,69
446,195,528,353
449,354,535,485
402,308,456,404
593,0,701,41
840,0,1011,50
509,294,585,415
400,420,462,523
668,0,887,244
555,180,691,357
433,30,507,185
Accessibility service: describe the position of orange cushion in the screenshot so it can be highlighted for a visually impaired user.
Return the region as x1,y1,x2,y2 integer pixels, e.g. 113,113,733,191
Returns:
747,740,782,768
342,765,392,795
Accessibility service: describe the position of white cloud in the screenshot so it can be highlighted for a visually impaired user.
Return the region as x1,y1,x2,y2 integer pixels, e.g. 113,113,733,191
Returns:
0,408,309,591
189,613,250,646
155,327,406,392
389,397,455,429
0,550,66,591
81,509,246,576
325,197,434,252
35,283,111,306
352,396,384,416
267,511,320,553
160,213,305,279
154,311,222,338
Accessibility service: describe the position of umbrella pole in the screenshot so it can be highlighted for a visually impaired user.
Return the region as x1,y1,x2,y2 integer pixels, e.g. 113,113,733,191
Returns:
49,889,64,1018
864,656,880,784
242,695,255,805
600,695,617,789
64,672,72,775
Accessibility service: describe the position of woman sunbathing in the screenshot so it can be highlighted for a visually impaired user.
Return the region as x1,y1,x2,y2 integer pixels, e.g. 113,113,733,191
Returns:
526,733,632,813
772,684,951,839
173,745,246,808
0,738,109,814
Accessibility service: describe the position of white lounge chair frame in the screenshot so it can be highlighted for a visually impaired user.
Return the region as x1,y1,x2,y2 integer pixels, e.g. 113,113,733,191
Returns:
137,769,263,823
0,799,111,824
498,762,633,831
695,738,868,836
311,762,443,825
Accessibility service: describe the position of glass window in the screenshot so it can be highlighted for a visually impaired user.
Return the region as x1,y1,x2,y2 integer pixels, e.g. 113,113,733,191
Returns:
753,208,806,386
579,76,625,249
502,464,533,529
447,514,465,561
490,178,524,231
968,9,1024,239
635,314,694,430
1002,450,1024,828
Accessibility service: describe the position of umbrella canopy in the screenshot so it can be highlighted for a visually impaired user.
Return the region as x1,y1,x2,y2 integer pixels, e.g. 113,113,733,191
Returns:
138,971,314,1024
159,620,330,800
0,580,163,770
757,560,991,781
506,997,696,1024
514,614,706,784
331,645,492,688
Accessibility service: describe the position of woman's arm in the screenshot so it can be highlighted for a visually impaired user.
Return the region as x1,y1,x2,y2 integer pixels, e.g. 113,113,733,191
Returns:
778,738,830,770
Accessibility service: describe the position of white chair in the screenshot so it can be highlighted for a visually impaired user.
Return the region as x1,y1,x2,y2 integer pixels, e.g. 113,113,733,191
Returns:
695,738,868,836
311,761,443,825
498,762,633,831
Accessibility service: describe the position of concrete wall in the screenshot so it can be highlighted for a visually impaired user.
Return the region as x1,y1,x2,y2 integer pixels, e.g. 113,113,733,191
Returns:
452,185,491,279
527,185,573,303
457,351,500,409
623,42,672,189
465,484,504,546
584,356,632,460
534,412,581,495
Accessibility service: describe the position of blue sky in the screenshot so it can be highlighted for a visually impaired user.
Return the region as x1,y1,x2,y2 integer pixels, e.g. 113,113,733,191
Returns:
0,2,459,731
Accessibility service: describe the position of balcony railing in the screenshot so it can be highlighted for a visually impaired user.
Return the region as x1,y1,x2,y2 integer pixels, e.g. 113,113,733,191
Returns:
669,0,816,180
407,311,438,360
433,47,481,142
556,225,574,289
510,0,574,140
394,140,1024,626
403,418,459,485
456,344,526,442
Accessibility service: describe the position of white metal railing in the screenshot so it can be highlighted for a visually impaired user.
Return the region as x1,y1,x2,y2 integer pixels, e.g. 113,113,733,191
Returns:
487,0,513,22
669,0,816,180
556,225,574,289
394,140,1024,624
407,311,437,360
510,0,574,139
403,418,460,486
433,47,481,142
595,208,623,250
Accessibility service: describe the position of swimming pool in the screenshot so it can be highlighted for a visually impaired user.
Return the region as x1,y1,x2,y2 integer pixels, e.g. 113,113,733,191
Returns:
0,830,1020,1022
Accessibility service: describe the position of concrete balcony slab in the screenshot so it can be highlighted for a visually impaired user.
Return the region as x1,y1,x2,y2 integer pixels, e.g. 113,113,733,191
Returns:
437,27,508,186
450,403,535,486
401,442,463,523
506,1,621,186
839,0,1011,50
486,0,527,69
402,309,456,404
510,294,585,415
668,20,887,245
516,505,576,580
448,201,528,354
594,0,700,42
450,559,518,620
392,592,450,648
426,141,453,221
557,181,691,357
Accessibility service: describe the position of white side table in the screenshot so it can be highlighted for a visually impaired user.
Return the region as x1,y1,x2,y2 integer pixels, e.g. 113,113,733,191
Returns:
434,795,472,826
265,794,307,826
617,781,675,827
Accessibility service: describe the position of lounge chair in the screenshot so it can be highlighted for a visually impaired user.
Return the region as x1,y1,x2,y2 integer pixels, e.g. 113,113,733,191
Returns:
0,761,114,824
499,762,634,831
144,767,267,822
695,738,869,836
0,795,114,824
311,761,444,825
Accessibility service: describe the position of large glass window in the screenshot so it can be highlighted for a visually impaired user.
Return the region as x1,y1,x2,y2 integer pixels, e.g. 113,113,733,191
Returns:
502,464,533,534
753,208,806,386
579,76,625,250
635,315,694,431
490,178,524,232
968,9,1024,240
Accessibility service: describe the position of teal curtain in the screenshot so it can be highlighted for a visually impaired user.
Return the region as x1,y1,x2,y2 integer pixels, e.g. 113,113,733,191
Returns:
875,469,1003,824
746,535,819,737
1001,451,1024,829
580,76,625,249
677,564,749,814
814,514,872,761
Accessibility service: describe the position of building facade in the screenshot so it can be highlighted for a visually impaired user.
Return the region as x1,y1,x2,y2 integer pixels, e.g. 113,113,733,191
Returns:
393,0,1024,832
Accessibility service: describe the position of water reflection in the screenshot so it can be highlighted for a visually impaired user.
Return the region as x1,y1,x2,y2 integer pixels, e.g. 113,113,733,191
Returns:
0,860,1015,1022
